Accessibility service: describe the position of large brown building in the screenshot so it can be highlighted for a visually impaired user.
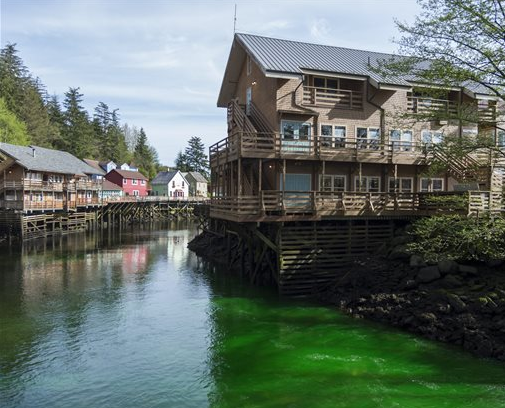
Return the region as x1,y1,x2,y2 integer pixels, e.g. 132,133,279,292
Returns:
211,33,504,224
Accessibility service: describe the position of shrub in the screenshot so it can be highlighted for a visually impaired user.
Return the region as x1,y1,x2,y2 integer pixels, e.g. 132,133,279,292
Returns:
408,215,505,263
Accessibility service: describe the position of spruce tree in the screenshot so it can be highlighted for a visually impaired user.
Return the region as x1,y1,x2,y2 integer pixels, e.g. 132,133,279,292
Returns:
133,127,155,178
183,136,209,178
62,87,95,158
0,97,30,145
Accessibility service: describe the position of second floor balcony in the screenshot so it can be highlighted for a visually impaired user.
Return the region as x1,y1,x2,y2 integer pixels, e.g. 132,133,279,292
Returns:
302,86,363,110
210,131,426,166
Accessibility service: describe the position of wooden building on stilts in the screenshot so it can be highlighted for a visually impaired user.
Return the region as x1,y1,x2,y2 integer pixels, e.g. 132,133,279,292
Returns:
207,33,505,296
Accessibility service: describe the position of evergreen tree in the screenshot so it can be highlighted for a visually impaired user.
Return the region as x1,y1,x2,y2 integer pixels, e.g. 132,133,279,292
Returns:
62,87,95,158
0,97,30,145
46,95,65,149
182,136,209,178
0,43,29,113
175,150,189,172
133,127,156,178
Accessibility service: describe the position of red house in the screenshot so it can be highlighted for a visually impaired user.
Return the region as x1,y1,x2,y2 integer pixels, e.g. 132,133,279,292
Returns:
105,169,149,196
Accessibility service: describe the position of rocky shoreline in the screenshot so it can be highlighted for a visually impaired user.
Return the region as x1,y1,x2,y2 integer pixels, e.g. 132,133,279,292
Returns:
189,230,505,361
316,249,505,361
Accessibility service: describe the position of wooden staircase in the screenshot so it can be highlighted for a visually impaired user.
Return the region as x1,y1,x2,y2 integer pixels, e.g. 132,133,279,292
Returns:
431,145,489,184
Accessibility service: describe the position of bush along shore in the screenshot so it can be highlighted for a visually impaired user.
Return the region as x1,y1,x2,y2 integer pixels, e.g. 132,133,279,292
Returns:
317,216,505,361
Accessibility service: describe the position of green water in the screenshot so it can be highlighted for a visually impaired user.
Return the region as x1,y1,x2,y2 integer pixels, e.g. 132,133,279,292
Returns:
1,223,505,408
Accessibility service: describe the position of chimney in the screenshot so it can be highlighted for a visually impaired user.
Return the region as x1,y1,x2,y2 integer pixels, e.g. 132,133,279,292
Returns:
32,147,36,157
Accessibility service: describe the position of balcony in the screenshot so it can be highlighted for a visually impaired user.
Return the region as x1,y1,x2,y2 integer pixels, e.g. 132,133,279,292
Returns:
210,132,425,166
76,197,101,206
407,96,458,116
210,191,499,222
302,86,363,110
1,180,65,191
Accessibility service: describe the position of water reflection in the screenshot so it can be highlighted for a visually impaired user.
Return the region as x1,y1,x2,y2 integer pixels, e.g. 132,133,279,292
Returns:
1,222,505,408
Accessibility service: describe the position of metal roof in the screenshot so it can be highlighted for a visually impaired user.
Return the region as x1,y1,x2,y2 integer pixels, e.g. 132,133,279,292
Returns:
182,171,207,183
0,143,102,176
151,170,183,185
112,169,148,180
236,33,411,86
83,159,106,175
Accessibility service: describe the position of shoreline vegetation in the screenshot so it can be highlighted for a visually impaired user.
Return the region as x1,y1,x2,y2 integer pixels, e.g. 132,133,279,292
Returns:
188,216,505,361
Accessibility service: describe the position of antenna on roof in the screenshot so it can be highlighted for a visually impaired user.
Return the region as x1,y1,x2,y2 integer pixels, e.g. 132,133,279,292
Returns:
233,4,237,33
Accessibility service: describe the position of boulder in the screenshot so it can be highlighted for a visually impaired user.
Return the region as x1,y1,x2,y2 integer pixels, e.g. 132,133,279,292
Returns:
438,259,459,275
446,293,467,313
409,255,426,268
416,266,441,283
459,264,479,276
388,245,410,260
441,274,463,288
390,235,412,247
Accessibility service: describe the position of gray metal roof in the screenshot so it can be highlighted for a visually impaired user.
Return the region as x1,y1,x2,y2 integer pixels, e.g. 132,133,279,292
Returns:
182,171,207,183
151,171,179,185
236,33,411,86
0,143,102,176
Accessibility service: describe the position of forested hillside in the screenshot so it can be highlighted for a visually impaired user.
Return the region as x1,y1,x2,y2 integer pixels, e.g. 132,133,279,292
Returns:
0,43,160,178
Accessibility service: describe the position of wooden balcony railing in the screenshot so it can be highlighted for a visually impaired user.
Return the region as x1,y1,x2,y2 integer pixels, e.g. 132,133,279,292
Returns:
0,180,65,191
210,191,503,220
23,200,64,210
75,180,102,190
210,132,427,164
302,86,363,110
407,96,458,116
76,197,101,206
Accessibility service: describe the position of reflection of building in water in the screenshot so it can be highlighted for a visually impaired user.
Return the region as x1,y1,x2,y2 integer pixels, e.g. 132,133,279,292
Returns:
121,246,148,275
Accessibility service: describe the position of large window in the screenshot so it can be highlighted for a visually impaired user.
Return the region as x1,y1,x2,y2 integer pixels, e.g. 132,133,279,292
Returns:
498,130,505,147
281,121,311,141
422,130,443,147
388,177,413,193
356,127,380,150
420,178,444,192
132,179,138,185
320,175,346,192
354,176,380,192
321,124,346,148
390,130,413,151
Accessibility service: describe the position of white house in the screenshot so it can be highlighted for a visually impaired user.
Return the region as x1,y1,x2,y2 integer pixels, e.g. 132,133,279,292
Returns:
120,163,139,171
151,170,189,198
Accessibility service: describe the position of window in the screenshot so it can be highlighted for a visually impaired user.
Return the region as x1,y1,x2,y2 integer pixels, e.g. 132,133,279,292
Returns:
422,130,443,146
281,121,311,141
141,180,145,185
132,190,139,196
172,180,175,188
132,179,138,185
355,176,380,192
123,179,127,184
26,172,42,181
320,175,346,192
182,181,185,187
246,87,252,115
320,124,346,148
390,130,413,151
498,131,505,147
356,127,380,150
86,191,92,198
48,174,63,183
388,177,413,193
420,178,444,192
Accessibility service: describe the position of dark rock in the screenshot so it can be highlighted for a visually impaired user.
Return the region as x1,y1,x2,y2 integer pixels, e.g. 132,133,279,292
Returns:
409,255,426,268
446,293,467,313
486,259,504,268
388,245,410,260
417,266,441,283
459,265,479,276
390,235,412,247
403,279,418,290
438,259,459,275
441,274,463,288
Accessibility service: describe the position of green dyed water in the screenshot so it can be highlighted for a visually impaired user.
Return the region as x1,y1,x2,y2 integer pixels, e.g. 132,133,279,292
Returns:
1,223,505,408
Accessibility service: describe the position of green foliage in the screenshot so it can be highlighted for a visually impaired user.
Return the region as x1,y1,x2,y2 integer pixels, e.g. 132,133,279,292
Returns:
0,43,162,173
422,193,469,210
133,128,156,179
176,136,209,178
0,97,30,145
408,215,505,263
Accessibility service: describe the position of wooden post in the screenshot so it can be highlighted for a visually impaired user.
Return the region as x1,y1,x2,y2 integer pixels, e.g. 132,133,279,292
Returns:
238,158,242,196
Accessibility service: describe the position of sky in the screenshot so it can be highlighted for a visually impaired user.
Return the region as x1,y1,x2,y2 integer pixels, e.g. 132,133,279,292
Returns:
0,0,421,166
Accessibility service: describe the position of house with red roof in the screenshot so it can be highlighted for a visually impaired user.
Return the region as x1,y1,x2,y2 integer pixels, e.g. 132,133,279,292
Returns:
105,169,149,196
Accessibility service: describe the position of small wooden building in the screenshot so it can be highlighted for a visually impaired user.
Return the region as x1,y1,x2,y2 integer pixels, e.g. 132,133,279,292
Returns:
0,143,103,213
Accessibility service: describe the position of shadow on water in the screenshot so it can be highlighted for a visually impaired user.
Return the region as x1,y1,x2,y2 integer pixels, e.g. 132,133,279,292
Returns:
0,221,505,408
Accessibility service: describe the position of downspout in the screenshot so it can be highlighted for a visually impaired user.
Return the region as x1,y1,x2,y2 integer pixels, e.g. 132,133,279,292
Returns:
366,78,386,190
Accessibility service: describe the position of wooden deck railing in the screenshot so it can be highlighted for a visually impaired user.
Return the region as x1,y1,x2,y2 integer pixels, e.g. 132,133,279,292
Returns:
210,191,502,220
210,132,428,163
0,180,65,191
407,96,458,116
302,86,363,110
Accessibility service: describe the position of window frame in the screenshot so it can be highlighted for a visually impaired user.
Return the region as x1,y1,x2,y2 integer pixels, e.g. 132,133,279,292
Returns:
320,124,347,148
420,177,444,192
132,179,138,185
388,177,414,193
389,129,414,151
356,127,380,150
354,176,381,192
319,174,346,192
